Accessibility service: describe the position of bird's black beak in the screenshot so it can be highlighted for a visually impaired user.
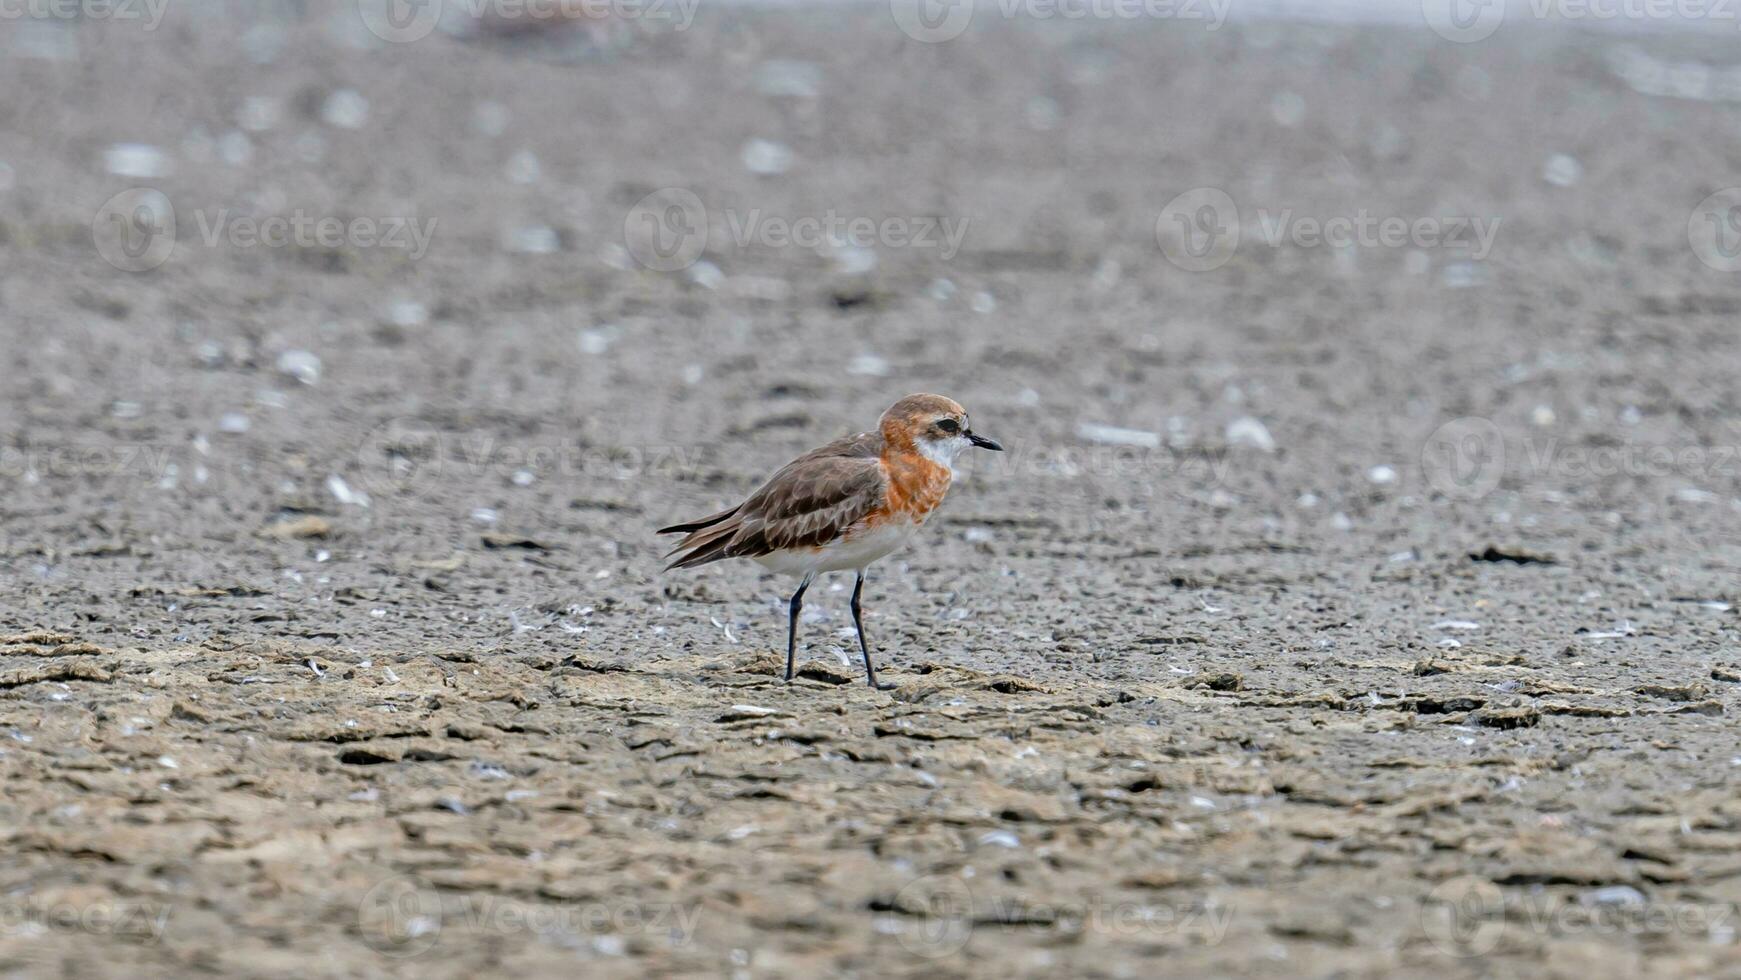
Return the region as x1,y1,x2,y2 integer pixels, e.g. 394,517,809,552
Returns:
967,431,1003,451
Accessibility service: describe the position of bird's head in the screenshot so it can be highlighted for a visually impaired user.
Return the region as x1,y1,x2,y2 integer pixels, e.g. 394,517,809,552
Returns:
879,393,1003,466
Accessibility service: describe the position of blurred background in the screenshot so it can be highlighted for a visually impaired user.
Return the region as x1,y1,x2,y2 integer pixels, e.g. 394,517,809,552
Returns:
10,0,1741,647
6,1,1741,976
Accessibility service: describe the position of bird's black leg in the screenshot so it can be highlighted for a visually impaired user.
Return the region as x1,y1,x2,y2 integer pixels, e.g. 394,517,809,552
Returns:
851,571,895,690
785,573,813,683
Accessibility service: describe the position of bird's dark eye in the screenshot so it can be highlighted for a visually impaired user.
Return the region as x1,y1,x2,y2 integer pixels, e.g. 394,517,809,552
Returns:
936,418,960,434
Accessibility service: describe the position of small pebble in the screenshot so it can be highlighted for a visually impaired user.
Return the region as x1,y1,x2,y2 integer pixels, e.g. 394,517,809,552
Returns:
579,325,620,355
755,60,821,99
472,101,511,138
238,96,281,132
218,131,253,167
830,246,878,276
327,474,368,507
320,89,370,130
504,149,542,184
1270,91,1306,127
741,139,793,176
276,349,321,385
848,354,891,377
503,224,560,255
387,300,428,328
1581,885,1646,907
1226,416,1276,452
1543,154,1583,188
104,143,171,178
688,261,724,289
1077,423,1160,449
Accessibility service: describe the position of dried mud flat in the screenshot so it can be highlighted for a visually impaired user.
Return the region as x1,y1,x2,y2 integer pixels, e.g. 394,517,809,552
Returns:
6,5,1741,978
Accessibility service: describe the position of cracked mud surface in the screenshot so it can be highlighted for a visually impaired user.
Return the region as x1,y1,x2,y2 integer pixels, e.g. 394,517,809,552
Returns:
5,6,1741,978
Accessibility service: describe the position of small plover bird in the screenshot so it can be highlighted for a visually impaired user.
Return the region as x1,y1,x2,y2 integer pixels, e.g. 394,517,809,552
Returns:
659,393,1003,689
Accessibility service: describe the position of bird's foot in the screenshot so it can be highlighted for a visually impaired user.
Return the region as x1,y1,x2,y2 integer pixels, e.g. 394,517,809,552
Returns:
868,678,896,691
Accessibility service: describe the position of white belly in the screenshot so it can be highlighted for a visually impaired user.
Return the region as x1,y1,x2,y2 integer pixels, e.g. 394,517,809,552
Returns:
752,520,919,576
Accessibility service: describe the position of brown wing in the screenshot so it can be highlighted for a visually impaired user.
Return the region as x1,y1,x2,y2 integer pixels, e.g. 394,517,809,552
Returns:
661,432,885,570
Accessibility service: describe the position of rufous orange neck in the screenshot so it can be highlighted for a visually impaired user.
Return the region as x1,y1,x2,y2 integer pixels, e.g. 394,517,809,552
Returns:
879,419,918,453
880,446,952,519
